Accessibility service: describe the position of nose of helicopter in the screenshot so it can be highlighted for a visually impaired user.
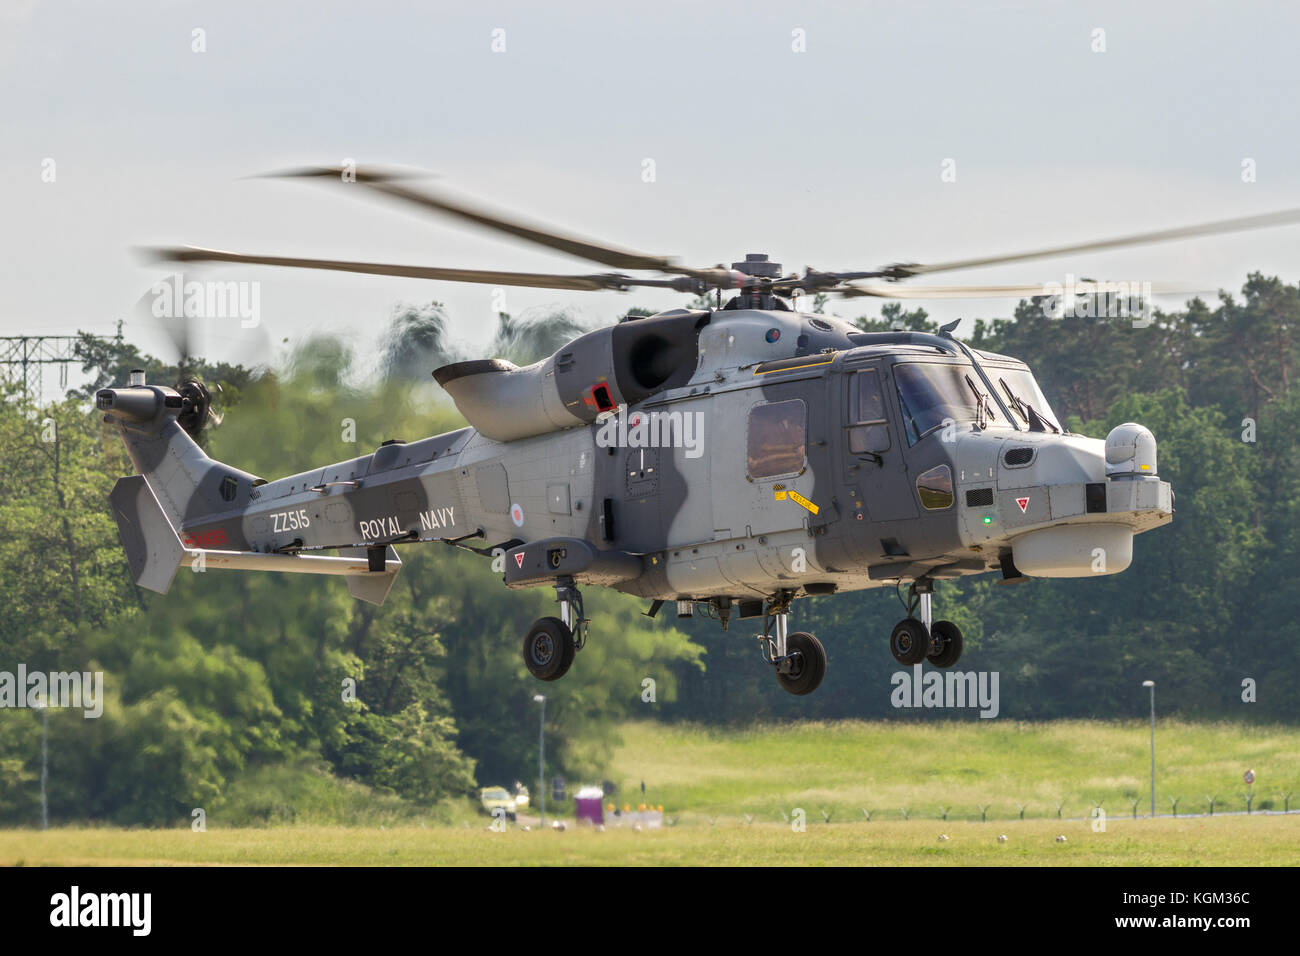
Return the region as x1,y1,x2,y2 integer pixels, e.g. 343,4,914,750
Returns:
955,424,1171,577
995,432,1107,489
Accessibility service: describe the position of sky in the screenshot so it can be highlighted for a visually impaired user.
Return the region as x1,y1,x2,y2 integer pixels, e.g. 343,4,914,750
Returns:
3,0,1300,385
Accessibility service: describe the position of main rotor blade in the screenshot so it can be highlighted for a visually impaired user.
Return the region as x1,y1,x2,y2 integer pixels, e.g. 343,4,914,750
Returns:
834,280,1209,299
890,207,1300,278
139,245,694,292
263,165,683,274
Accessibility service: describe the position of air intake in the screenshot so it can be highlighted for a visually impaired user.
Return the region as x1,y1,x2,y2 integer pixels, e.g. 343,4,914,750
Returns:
965,488,994,507
1004,447,1034,466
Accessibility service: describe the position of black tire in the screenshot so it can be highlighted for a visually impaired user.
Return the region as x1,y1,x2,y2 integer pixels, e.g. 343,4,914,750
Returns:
890,618,930,666
776,631,827,696
523,617,575,681
927,620,963,668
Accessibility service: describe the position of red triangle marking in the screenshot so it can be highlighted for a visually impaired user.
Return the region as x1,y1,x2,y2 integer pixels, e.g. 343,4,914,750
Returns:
514,553,525,568
1016,496,1030,513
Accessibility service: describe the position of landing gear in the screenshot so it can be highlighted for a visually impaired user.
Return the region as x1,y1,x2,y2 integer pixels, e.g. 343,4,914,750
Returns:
523,617,575,681
776,631,827,695
759,592,827,695
522,576,587,682
890,581,963,668
927,620,963,668
890,618,930,665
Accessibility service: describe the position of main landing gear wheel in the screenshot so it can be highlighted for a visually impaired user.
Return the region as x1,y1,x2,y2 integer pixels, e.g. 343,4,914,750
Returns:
890,618,930,666
523,616,575,681
775,631,827,696
927,620,963,668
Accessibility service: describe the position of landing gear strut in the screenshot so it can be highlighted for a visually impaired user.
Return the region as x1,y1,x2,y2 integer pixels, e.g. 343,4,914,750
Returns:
759,591,827,695
522,576,587,682
890,580,963,668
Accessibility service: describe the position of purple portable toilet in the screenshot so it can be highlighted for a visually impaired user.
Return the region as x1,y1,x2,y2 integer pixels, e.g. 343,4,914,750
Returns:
575,786,604,825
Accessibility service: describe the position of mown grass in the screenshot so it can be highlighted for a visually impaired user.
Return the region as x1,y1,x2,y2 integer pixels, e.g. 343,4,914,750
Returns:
0,816,1296,866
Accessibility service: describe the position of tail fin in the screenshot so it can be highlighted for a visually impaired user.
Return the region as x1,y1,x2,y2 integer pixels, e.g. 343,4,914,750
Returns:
110,474,187,593
95,380,262,526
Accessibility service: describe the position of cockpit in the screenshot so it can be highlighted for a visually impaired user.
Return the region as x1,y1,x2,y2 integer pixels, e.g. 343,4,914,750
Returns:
892,359,1062,445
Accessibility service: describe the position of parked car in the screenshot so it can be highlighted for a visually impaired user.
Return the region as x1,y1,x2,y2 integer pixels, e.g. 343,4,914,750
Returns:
479,786,516,821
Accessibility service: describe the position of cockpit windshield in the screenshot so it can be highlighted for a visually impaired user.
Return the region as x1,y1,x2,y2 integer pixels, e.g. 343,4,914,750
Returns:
989,365,1062,432
894,362,1009,445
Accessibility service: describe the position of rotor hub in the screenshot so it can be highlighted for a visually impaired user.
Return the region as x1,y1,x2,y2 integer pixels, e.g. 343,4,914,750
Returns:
731,253,782,280
175,379,213,438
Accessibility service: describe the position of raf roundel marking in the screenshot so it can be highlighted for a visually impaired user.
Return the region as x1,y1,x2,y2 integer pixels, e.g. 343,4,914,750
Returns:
510,503,525,527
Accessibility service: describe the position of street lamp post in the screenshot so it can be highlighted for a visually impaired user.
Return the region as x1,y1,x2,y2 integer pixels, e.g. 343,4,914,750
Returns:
35,701,49,830
533,694,546,826
1142,680,1155,817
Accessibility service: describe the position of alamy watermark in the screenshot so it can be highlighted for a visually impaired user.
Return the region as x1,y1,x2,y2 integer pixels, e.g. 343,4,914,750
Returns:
50,886,150,936
0,665,103,718
1040,274,1153,328
151,273,260,328
595,404,704,459
890,664,999,718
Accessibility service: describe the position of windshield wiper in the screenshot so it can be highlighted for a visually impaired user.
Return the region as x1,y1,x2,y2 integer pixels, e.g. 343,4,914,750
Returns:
999,377,1061,434
964,374,991,430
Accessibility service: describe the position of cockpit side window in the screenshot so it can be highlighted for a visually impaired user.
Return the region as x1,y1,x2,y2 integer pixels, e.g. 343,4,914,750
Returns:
847,369,891,454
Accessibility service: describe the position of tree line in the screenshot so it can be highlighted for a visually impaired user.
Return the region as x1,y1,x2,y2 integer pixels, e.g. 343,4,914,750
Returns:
0,282,1295,825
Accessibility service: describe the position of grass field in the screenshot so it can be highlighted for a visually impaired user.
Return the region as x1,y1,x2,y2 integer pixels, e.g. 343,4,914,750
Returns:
2,718,1298,865
607,718,1300,825
0,816,1296,866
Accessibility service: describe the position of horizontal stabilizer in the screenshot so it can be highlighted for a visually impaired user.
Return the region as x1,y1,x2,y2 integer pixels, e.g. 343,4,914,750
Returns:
337,545,403,605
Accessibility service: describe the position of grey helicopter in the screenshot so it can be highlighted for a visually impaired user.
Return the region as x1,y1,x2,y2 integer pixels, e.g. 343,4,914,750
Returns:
98,166,1300,694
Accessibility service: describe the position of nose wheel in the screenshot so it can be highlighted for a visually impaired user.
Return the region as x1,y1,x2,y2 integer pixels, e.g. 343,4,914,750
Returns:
890,618,930,665
927,620,963,668
890,582,963,668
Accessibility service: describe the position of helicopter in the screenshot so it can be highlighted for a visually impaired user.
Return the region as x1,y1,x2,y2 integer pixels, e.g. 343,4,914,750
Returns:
99,166,1300,695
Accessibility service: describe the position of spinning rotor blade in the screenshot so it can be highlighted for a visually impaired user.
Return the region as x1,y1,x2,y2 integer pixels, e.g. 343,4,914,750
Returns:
833,280,1208,300
264,165,690,275
139,246,701,292
888,206,1300,278
131,286,196,376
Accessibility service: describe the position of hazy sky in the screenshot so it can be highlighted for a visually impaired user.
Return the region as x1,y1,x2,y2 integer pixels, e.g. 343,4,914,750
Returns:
3,0,1299,379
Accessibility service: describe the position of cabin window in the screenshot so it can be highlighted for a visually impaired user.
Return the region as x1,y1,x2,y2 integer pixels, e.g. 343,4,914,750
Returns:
847,369,891,454
747,400,806,479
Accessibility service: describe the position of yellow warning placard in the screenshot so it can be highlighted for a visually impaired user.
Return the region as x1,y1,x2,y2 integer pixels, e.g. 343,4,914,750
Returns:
787,490,819,515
